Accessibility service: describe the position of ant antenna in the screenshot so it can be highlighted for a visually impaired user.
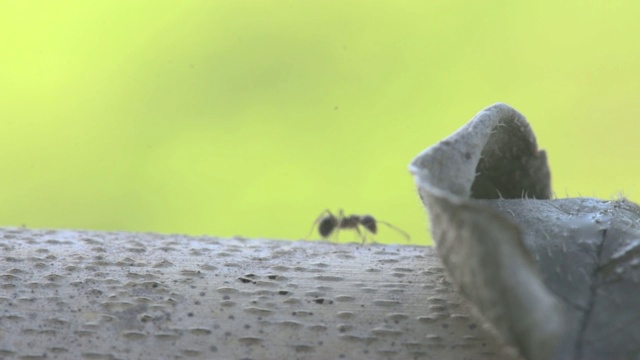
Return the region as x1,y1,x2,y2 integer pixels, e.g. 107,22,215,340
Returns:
376,220,411,242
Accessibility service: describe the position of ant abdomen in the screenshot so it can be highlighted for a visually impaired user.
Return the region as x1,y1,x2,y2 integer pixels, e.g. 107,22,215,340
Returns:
318,216,338,237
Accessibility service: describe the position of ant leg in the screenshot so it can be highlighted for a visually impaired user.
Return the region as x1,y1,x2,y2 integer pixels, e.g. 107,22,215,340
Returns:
332,209,347,242
306,209,335,239
353,225,366,244
377,220,411,242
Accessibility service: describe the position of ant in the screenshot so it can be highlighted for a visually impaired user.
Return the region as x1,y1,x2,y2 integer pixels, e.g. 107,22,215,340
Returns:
308,209,410,243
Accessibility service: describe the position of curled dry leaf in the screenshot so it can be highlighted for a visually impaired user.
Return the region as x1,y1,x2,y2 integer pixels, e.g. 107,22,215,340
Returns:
409,103,640,360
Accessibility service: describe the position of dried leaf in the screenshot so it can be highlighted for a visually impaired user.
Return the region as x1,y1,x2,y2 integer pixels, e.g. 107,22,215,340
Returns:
410,103,640,360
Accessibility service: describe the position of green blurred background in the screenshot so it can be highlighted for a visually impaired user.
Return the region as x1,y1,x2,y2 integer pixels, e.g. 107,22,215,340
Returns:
1,1,639,245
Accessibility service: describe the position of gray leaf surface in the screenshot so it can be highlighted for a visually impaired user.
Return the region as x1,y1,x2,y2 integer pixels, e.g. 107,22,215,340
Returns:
409,103,640,360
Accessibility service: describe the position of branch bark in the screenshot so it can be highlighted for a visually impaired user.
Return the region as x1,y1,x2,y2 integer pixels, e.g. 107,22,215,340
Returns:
0,227,519,360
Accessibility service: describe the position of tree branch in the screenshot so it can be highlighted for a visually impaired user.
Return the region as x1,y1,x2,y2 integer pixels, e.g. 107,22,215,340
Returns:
0,227,519,360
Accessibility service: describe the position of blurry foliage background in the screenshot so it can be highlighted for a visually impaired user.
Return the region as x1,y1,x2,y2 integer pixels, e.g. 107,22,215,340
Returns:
1,1,639,245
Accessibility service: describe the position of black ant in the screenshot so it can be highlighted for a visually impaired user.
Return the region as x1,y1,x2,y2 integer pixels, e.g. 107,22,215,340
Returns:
308,209,410,243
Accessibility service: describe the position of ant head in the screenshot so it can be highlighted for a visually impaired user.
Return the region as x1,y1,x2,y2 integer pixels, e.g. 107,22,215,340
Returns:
318,216,338,237
360,215,377,234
